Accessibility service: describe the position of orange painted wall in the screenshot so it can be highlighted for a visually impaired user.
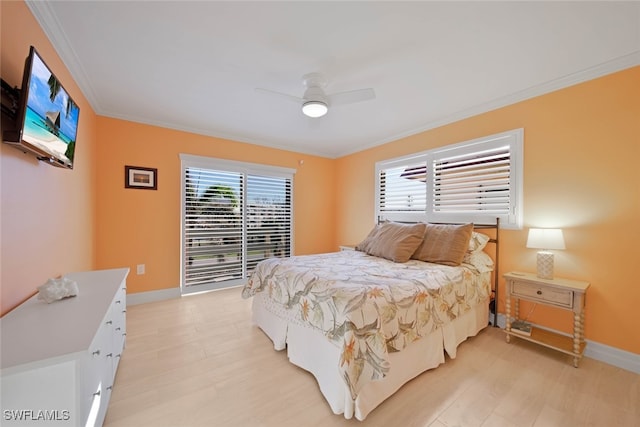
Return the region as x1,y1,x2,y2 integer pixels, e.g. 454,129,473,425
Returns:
336,67,640,354
94,117,336,294
0,1,98,315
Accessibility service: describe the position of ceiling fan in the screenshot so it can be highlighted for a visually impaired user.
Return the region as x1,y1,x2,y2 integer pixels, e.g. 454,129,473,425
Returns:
255,73,376,118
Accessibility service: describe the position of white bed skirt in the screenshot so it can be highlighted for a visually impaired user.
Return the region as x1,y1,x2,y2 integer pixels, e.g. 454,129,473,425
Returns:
251,292,489,420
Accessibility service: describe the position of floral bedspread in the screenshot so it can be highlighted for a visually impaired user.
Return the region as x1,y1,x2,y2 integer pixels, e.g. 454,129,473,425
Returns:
241,250,491,399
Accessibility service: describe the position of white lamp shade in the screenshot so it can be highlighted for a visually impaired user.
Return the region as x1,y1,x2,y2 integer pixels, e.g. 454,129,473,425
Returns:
526,228,565,250
302,101,328,118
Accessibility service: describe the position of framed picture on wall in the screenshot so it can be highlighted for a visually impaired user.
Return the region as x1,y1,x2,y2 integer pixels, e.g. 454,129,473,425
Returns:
125,166,157,190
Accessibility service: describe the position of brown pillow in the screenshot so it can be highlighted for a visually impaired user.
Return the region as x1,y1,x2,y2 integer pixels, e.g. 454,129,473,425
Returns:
355,222,384,253
411,223,474,266
363,222,426,263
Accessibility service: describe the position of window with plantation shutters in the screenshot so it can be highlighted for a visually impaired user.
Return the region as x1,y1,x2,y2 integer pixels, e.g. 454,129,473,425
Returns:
180,154,294,294
376,129,523,229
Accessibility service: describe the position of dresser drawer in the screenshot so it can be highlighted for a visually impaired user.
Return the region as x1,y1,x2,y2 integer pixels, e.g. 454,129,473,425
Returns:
512,281,573,308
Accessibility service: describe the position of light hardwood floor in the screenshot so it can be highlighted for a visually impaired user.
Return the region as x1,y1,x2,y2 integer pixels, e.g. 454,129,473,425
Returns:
104,287,639,427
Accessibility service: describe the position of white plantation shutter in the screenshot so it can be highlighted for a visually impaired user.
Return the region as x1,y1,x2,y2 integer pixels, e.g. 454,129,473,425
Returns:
246,174,292,273
376,157,427,222
181,155,294,294
376,129,523,228
184,168,244,288
432,146,511,215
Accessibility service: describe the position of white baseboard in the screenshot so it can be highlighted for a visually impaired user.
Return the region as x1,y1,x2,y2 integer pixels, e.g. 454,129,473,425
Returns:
125,283,244,305
126,287,181,305
493,314,640,374
584,339,640,375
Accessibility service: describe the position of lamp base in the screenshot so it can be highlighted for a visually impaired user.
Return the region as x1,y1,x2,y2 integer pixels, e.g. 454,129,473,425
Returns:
536,251,554,279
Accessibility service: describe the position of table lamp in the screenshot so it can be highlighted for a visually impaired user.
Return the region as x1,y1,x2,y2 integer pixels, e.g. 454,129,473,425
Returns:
526,228,565,279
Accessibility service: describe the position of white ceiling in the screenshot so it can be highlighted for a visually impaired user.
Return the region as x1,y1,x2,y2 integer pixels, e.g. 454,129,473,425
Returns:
27,1,640,158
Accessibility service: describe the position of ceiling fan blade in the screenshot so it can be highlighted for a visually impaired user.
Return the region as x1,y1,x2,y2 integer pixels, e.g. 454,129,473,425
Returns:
255,88,303,105
328,88,375,106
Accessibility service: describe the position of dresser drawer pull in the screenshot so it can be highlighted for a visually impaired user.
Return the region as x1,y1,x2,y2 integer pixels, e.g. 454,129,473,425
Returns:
107,386,113,391
122,310,127,313
106,320,113,325
93,390,101,397
116,300,121,304
92,350,100,356
537,290,542,295
116,327,121,331
106,353,113,358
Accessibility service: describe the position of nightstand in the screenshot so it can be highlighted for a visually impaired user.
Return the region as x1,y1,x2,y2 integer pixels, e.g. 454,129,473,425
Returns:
504,272,590,367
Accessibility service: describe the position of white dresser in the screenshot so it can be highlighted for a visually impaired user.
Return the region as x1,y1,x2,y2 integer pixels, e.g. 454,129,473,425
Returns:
1,268,129,427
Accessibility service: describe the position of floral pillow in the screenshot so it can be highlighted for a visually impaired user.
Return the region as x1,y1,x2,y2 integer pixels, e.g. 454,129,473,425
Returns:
468,231,490,253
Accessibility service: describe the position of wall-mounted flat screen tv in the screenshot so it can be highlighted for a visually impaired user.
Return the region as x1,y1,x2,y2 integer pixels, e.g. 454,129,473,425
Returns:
2,46,80,169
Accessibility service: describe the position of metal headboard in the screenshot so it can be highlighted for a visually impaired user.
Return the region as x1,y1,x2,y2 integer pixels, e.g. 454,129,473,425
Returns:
471,218,499,327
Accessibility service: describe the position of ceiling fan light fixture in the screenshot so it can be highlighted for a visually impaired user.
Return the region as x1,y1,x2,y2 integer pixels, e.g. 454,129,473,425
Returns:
302,101,328,118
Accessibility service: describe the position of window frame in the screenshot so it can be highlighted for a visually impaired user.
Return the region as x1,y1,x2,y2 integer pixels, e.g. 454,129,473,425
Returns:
375,129,524,229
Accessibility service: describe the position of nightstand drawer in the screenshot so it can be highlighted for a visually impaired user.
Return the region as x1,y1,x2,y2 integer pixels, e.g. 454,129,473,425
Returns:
512,281,573,308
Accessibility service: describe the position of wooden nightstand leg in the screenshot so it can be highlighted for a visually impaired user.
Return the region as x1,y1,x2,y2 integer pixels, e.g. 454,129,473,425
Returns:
505,293,511,343
573,311,582,368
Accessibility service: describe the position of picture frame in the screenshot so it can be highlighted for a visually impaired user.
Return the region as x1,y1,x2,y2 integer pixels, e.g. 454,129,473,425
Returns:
125,166,157,190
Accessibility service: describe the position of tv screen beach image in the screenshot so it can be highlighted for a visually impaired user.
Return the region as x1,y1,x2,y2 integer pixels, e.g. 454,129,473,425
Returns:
22,52,79,166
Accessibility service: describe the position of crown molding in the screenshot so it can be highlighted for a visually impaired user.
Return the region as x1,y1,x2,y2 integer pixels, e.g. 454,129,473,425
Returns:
26,0,103,113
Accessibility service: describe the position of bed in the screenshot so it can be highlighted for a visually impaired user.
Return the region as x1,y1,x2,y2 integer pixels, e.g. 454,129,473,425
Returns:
241,220,499,420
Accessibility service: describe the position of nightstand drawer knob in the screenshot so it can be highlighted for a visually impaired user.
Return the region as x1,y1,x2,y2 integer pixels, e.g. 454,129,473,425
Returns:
537,290,542,295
